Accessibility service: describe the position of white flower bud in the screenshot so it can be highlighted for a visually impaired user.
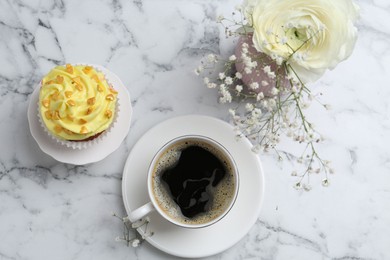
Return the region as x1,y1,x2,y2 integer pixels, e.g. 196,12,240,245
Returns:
225,77,233,85
131,239,140,247
229,109,236,116
244,67,252,74
229,55,237,61
261,80,269,87
245,103,254,111
263,65,271,73
250,82,259,89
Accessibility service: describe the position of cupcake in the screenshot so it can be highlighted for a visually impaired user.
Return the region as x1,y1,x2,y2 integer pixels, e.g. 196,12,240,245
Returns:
38,64,118,146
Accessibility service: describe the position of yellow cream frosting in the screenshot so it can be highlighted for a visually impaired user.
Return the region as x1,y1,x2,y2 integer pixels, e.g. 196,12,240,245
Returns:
39,64,118,141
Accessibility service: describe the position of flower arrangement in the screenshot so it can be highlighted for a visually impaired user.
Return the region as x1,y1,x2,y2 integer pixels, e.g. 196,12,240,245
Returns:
197,0,359,189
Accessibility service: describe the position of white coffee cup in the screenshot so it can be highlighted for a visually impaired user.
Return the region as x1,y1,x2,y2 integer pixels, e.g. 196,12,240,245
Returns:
128,135,239,229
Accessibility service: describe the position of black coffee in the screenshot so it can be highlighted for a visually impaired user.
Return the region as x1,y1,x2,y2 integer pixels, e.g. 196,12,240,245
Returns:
161,145,226,218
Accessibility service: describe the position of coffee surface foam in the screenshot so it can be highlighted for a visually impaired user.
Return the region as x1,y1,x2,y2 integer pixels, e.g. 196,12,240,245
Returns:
151,139,236,225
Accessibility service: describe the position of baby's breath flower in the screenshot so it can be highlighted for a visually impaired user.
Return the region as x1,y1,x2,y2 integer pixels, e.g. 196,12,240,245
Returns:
194,67,202,76
322,179,329,187
207,83,217,88
256,92,264,101
267,71,276,79
245,103,254,111
195,4,339,189
249,61,258,68
270,87,279,95
261,80,269,87
263,65,271,73
294,182,302,190
113,214,153,249
303,183,312,191
276,56,284,65
261,99,268,109
219,84,232,103
250,82,259,90
131,239,140,247
225,77,233,85
207,54,217,63
268,98,276,108
244,67,252,74
229,55,237,61
252,108,262,117
229,109,236,116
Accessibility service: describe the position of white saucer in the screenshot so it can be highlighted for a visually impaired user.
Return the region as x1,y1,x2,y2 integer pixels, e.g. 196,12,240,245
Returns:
27,65,132,165
122,115,265,258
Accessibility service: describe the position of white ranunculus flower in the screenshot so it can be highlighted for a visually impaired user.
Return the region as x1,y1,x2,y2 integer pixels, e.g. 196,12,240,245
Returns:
245,0,359,83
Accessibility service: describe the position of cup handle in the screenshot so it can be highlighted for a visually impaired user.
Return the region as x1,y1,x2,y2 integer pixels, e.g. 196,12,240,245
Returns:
128,202,155,222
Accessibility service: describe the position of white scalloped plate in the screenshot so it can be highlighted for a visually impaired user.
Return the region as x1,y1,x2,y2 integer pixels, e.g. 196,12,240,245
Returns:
27,65,132,165
122,115,265,258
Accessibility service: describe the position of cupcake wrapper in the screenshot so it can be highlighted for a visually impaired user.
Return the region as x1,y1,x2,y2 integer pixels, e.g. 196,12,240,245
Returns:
37,63,120,150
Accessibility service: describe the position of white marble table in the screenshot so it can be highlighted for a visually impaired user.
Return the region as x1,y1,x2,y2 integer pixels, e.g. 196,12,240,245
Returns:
0,0,389,259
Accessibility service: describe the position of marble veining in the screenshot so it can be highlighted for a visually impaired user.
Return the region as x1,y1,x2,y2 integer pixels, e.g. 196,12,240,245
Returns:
0,0,389,259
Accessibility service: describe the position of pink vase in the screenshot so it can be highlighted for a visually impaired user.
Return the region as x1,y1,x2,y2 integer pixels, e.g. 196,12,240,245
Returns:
234,35,289,97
